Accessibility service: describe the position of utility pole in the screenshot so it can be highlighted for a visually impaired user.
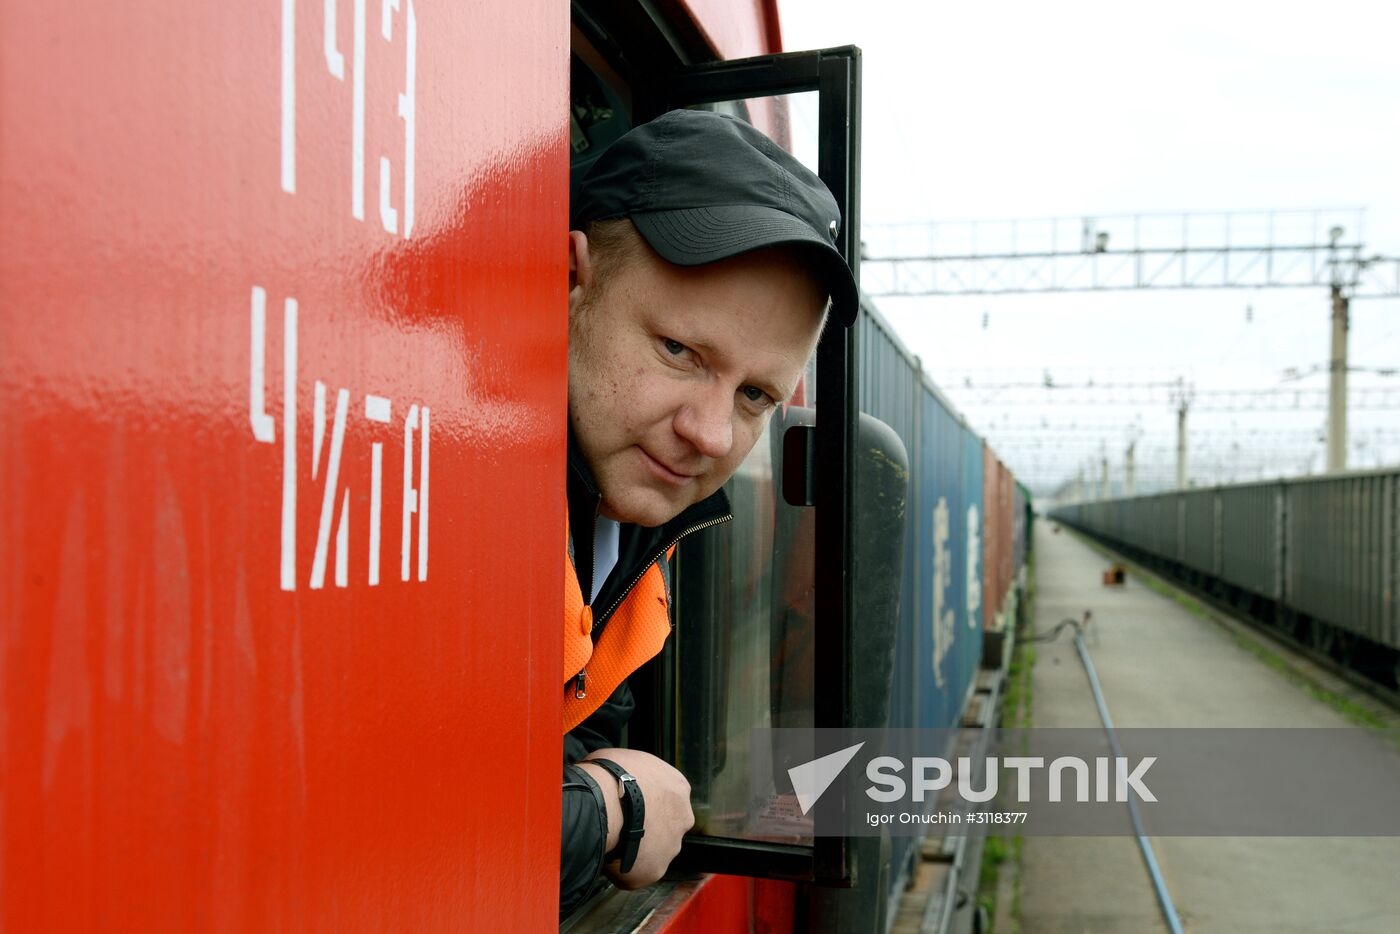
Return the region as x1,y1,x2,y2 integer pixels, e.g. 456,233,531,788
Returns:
1100,456,1110,500
1328,283,1349,472
1325,223,1351,473
1176,400,1189,489
1125,441,1136,497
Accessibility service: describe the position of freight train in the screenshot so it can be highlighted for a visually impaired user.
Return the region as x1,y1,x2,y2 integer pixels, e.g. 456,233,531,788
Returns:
2,1,1030,931
1052,470,1400,690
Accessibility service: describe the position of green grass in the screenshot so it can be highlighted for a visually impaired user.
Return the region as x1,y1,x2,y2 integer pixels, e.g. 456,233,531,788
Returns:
977,835,1009,919
976,555,1036,933
1010,834,1024,927
1003,643,1037,730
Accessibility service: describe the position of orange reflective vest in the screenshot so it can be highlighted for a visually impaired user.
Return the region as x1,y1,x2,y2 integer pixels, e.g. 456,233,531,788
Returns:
562,513,676,732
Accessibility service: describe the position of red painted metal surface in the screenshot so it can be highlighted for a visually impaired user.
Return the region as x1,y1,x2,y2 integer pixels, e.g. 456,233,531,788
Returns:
676,0,782,59
644,876,796,933
751,878,800,933
646,874,760,933
2,2,566,930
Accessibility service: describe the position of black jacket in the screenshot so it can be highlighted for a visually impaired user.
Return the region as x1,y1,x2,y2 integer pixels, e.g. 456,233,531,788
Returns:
560,437,730,917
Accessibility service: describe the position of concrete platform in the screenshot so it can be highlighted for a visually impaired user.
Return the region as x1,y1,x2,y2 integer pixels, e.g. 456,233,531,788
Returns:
1019,522,1400,934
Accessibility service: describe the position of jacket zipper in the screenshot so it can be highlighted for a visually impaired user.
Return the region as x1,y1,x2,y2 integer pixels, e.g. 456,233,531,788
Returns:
571,514,731,700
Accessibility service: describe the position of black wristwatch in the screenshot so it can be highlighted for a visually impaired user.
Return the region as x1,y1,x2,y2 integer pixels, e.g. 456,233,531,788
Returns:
587,758,646,873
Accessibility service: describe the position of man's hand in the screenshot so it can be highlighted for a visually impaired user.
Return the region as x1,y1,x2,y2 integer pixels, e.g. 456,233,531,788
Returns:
576,748,694,889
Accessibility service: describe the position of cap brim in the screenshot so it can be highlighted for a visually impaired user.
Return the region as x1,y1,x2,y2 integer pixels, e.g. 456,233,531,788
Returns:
631,205,859,326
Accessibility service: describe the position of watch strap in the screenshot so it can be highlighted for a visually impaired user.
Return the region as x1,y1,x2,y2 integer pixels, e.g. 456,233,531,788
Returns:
586,758,646,873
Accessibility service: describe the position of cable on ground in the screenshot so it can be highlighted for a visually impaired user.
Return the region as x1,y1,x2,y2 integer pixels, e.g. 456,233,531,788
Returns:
1025,608,1185,934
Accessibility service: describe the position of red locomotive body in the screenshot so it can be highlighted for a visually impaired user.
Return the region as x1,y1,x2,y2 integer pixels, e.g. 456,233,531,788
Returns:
3,1,570,929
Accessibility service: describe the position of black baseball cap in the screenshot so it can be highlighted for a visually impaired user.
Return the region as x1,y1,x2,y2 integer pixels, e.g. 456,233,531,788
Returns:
571,109,859,325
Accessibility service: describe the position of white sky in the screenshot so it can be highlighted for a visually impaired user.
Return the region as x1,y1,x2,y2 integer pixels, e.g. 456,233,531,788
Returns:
780,0,1400,494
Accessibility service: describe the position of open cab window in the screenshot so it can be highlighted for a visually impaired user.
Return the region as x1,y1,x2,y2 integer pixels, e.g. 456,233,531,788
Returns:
570,6,896,893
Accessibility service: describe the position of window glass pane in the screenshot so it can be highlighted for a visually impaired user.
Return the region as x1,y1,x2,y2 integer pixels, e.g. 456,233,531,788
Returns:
675,410,817,844
670,92,822,846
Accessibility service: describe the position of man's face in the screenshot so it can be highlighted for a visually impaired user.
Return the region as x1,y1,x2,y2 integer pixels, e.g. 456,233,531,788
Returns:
569,229,828,528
